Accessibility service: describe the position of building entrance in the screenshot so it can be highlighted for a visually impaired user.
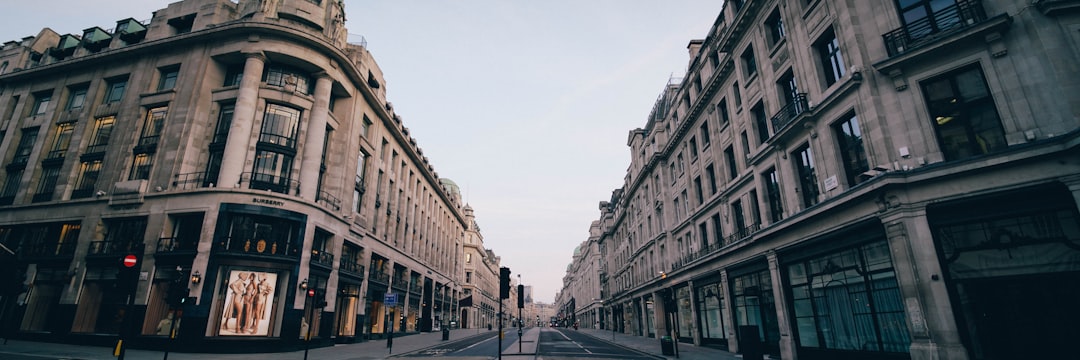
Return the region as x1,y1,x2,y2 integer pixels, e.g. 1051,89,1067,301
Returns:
956,272,1080,359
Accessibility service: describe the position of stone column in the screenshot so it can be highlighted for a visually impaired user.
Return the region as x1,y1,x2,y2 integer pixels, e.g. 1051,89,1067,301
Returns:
768,251,798,360
685,281,700,346
299,73,333,200
880,206,969,360
720,270,738,352
219,52,266,188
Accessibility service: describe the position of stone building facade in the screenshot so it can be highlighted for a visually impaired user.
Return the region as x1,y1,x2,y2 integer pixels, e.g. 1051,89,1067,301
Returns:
562,1,1079,359
0,0,479,352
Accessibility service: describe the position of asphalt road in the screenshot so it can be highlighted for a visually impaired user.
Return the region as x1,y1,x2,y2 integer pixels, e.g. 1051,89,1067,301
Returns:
400,328,522,358
537,328,661,360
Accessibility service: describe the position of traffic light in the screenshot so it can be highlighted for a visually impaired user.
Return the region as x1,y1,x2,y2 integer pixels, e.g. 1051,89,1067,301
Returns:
166,279,188,308
517,284,524,309
499,267,511,299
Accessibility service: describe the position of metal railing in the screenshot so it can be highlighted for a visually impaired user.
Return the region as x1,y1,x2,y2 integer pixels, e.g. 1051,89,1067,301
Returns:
240,172,300,195
723,223,761,246
173,171,215,190
22,241,77,259
316,190,341,211
157,237,197,253
369,270,390,285
409,283,423,294
770,93,809,134
310,249,335,267
87,240,137,256
340,261,365,278
882,0,988,56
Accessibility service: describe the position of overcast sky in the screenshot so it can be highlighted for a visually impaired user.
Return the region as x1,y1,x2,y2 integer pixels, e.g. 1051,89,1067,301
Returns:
0,0,723,304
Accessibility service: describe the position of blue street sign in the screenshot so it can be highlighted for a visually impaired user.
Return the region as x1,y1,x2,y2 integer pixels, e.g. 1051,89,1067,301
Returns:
384,293,397,307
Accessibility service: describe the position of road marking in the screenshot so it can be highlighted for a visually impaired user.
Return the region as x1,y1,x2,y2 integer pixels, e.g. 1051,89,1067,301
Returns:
554,329,592,354
460,334,498,351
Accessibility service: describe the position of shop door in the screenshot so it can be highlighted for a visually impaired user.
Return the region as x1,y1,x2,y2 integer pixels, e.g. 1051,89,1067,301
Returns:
959,272,1080,359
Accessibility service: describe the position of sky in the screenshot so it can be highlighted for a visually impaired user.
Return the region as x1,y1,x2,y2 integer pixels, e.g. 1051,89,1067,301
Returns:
0,0,723,304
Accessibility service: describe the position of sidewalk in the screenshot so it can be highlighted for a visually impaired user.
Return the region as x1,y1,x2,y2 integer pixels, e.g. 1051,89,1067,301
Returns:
575,328,740,360
0,328,496,360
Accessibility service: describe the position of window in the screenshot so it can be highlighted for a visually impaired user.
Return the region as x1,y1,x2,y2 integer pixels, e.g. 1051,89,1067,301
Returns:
251,150,295,194
129,153,154,180
741,46,757,78
677,153,685,175
816,28,846,87
0,61,7,75
749,189,762,225
465,271,472,283
104,78,127,104
213,104,234,144
717,99,730,125
139,106,167,146
731,200,746,233
834,113,869,186
12,128,38,164
48,122,75,159
921,64,1006,161
779,71,799,108
711,214,723,245
732,83,742,110
689,137,699,160
34,166,61,201
224,64,243,87
725,146,738,180
31,91,52,115
361,115,372,139
694,176,705,206
787,240,910,352
765,8,786,48
72,160,101,198
705,164,718,195
353,150,368,213
897,0,963,40
264,65,313,95
66,86,88,111
259,104,301,148
157,65,179,91
752,103,770,145
794,143,819,208
1,169,23,200
764,168,784,222
87,116,115,154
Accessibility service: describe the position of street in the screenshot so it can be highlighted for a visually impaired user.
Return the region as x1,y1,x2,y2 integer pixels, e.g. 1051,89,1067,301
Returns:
397,327,660,360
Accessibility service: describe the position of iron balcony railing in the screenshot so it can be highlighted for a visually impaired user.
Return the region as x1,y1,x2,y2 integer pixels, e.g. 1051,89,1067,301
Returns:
316,190,341,212
87,240,138,256
723,223,761,246
173,171,214,190
883,0,988,57
770,93,809,135
22,241,77,259
156,237,197,253
340,261,365,278
240,172,300,195
409,282,423,294
310,249,335,268
369,270,390,285
391,276,409,290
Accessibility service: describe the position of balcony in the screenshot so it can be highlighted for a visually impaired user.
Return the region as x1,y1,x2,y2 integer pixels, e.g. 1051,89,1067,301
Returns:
310,249,335,270
882,0,996,57
21,241,76,262
241,172,300,196
409,282,423,295
316,190,341,212
214,236,298,260
391,276,408,290
173,171,215,190
87,240,137,257
340,261,365,279
156,237,197,253
368,270,390,286
770,94,809,136
723,223,761,246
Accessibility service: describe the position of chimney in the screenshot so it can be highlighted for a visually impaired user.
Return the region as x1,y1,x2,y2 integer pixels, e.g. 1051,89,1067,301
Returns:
687,39,705,66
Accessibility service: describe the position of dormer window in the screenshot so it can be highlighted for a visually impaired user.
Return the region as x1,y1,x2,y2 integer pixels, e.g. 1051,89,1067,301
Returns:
116,18,147,43
49,34,81,60
168,14,195,34
81,27,111,52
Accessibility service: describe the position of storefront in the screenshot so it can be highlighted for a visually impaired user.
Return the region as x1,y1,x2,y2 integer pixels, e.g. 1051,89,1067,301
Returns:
928,183,1080,360
694,280,727,349
729,265,779,357
781,222,910,360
